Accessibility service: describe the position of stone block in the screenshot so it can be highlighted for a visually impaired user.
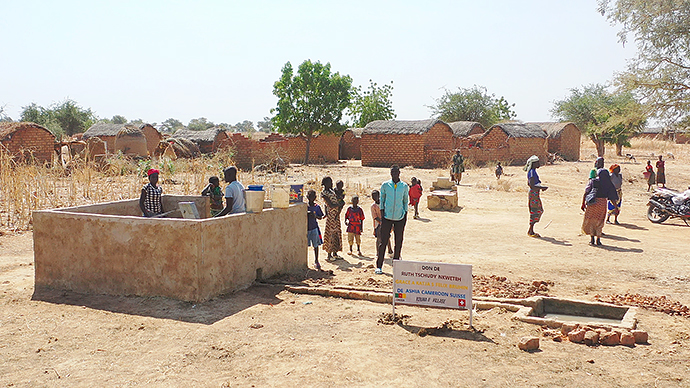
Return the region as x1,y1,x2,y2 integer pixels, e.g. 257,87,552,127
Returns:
631,330,648,344
560,323,578,336
620,332,635,347
584,331,599,346
518,337,540,351
600,331,620,346
568,329,586,343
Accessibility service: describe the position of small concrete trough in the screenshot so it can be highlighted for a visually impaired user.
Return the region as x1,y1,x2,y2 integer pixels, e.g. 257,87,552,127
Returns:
513,296,637,330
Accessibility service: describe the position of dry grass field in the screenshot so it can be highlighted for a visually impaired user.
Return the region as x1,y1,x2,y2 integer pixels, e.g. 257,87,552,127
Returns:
1,138,690,387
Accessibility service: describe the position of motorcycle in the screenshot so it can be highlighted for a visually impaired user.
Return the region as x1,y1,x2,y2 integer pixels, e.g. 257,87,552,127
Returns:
647,186,690,224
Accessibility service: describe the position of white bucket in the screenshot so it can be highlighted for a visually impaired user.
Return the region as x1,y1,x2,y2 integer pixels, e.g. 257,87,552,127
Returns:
272,184,290,208
245,190,265,213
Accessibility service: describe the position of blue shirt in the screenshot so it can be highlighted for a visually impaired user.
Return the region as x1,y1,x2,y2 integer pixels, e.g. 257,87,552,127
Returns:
307,204,323,231
380,179,409,221
527,169,541,186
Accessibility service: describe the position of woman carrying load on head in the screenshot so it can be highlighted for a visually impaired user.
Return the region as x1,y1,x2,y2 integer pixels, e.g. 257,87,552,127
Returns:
525,155,548,238
321,176,345,261
581,157,619,246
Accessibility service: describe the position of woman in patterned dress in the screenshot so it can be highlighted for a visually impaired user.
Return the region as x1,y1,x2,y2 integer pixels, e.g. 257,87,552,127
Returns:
525,155,547,237
321,176,345,260
582,157,618,246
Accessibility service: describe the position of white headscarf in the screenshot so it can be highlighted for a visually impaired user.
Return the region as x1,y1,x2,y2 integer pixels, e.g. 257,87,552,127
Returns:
524,155,539,171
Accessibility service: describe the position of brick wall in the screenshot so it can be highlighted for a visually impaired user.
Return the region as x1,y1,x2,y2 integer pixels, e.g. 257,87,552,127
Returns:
99,136,116,153
455,127,547,166
339,130,361,159
452,126,485,149
506,137,548,166
223,133,289,170
361,134,426,167
286,134,340,164
557,124,581,161
1,124,55,163
424,123,454,167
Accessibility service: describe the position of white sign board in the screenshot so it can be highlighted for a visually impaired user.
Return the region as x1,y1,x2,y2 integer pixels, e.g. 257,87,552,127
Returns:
393,260,472,310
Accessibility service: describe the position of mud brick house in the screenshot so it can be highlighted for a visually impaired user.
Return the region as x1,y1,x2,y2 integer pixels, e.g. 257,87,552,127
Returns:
529,122,581,161
0,122,55,163
223,132,288,170
286,133,340,164
114,126,148,157
83,123,125,152
339,128,363,160
361,119,454,168
448,121,485,148
478,123,548,165
138,124,164,156
172,127,229,154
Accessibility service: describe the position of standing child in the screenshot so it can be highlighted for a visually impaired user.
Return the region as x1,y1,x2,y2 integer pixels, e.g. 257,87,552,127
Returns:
371,190,393,258
345,195,365,256
201,176,224,216
306,190,325,270
409,177,423,219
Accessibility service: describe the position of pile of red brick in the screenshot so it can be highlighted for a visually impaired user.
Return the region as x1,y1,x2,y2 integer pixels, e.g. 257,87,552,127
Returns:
594,293,690,317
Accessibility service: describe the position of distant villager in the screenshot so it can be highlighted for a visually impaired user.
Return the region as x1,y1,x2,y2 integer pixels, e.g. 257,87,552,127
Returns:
525,155,547,238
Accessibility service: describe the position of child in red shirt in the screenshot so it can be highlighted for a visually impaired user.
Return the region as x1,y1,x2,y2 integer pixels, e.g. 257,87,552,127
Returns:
345,196,365,256
409,177,423,219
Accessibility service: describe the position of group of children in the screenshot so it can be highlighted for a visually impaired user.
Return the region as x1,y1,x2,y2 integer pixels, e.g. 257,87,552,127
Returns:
306,177,424,270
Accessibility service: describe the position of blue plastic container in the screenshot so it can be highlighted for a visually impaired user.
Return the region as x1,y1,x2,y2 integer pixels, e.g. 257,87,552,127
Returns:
247,185,264,191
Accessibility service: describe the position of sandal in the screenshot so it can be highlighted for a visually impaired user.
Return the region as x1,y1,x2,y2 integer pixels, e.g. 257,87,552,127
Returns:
528,233,541,238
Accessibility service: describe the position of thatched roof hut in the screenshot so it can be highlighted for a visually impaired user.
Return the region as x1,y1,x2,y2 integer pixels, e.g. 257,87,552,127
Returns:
0,122,56,163
83,122,125,152
361,119,454,167
154,138,201,159
482,123,548,165
114,126,148,157
448,121,485,137
528,122,581,161
172,127,229,153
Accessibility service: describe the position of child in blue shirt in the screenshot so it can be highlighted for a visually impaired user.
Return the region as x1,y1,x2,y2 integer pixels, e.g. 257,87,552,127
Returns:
306,189,325,270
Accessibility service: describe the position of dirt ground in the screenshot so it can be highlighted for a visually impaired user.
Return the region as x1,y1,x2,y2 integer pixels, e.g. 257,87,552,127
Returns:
2,141,690,387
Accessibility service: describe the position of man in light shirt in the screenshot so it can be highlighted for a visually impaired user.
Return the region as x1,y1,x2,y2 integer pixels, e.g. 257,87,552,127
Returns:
215,166,246,216
376,165,409,274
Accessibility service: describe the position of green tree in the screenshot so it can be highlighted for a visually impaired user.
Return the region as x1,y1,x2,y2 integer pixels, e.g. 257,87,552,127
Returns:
272,60,352,164
428,85,516,128
161,118,184,133
349,80,396,127
187,117,215,131
111,115,127,124
20,99,95,138
599,0,690,125
235,120,255,136
257,116,273,132
551,84,646,156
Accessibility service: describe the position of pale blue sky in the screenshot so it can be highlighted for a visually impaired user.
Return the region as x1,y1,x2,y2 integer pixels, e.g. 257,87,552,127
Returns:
0,0,635,127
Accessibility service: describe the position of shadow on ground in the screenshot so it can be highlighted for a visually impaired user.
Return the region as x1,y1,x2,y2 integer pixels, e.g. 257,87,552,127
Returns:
32,283,287,325
397,322,496,343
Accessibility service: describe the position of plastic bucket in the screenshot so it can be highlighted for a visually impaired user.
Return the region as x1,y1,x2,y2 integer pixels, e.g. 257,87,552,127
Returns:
289,184,304,203
272,184,290,208
247,184,264,191
245,190,265,213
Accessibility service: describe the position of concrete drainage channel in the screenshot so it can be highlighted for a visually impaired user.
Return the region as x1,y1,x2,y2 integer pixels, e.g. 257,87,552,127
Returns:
282,284,637,330
282,284,647,348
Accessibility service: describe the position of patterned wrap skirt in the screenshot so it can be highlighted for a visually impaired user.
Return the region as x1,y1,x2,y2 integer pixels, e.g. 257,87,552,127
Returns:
608,189,622,216
582,197,607,237
322,206,343,253
528,189,543,223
